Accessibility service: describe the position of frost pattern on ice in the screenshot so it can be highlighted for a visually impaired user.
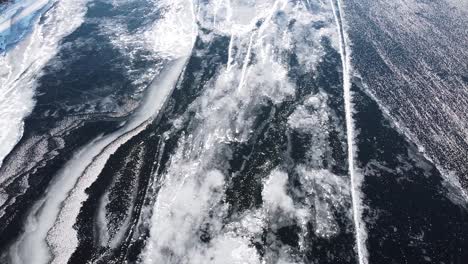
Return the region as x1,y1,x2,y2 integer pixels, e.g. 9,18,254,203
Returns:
142,1,347,263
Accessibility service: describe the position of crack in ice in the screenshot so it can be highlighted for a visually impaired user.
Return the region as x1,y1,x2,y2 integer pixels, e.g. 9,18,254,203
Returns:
330,0,369,264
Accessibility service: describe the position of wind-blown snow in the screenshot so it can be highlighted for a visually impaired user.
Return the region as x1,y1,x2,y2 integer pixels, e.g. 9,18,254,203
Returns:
0,0,88,168
342,0,468,199
0,0,51,49
143,0,197,59
142,1,342,263
4,0,368,263
7,0,197,262
9,57,192,264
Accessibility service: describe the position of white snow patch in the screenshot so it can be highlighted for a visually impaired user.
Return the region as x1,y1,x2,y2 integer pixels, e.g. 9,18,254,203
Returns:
143,0,198,59
262,169,295,214
297,166,350,238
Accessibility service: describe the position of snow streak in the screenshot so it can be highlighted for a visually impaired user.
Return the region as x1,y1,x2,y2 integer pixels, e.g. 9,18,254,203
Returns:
330,0,368,263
